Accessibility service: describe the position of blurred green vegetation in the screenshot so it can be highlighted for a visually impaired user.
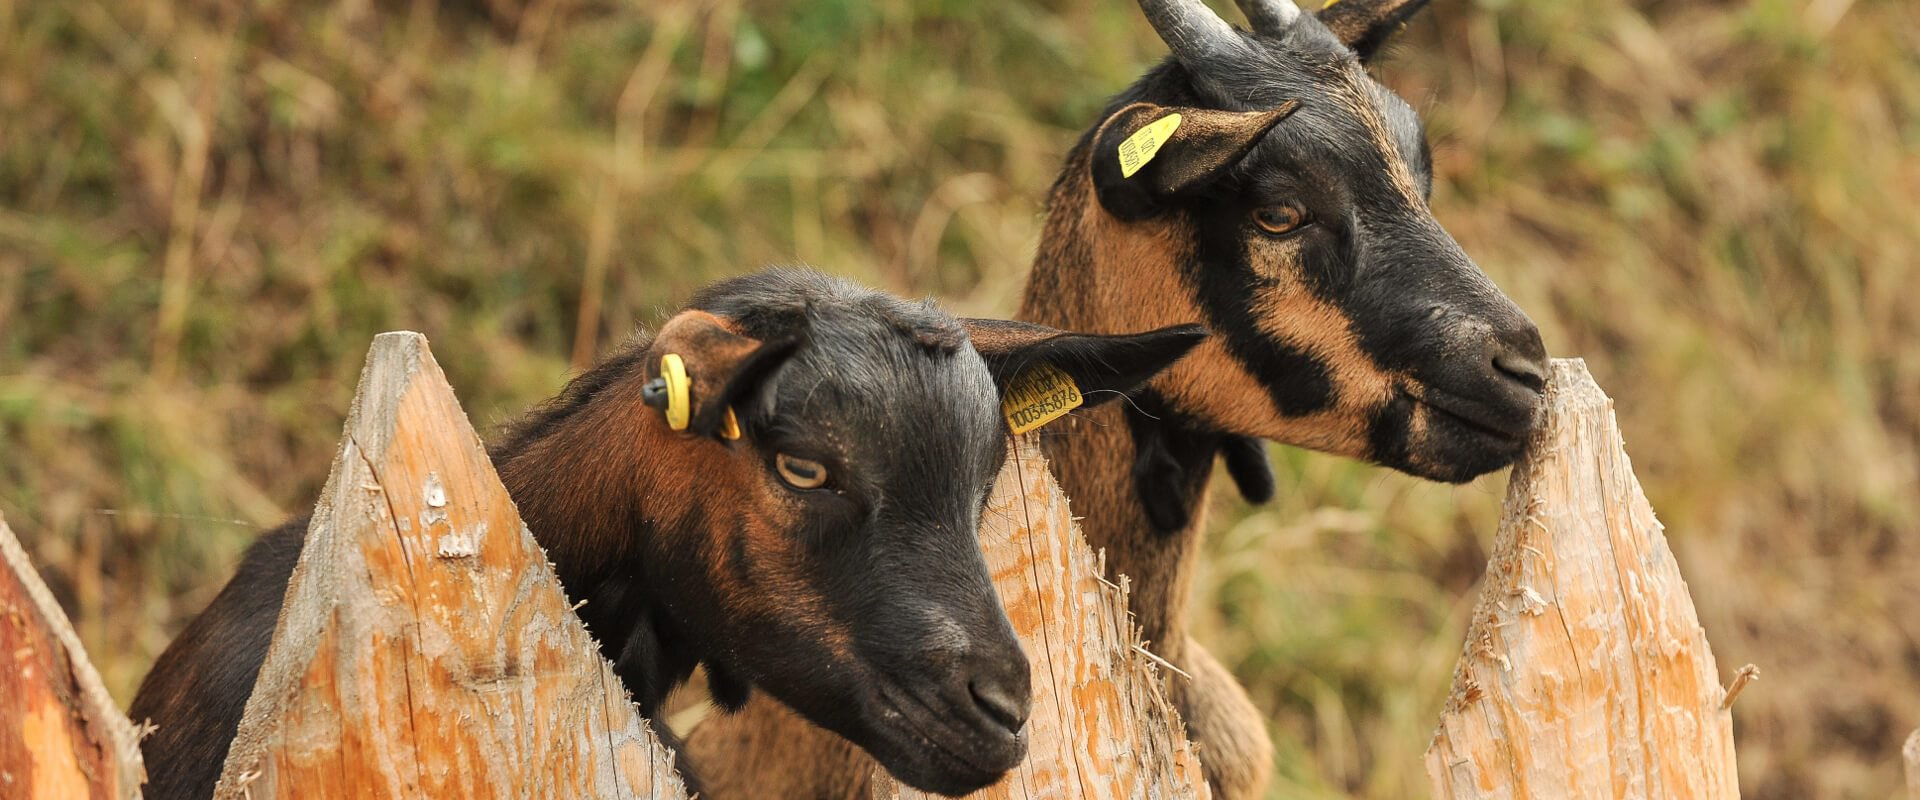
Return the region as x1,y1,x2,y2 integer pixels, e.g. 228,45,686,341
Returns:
1,0,1916,797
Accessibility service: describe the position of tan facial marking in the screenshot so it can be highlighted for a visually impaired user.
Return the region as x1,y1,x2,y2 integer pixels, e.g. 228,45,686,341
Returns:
1068,176,1406,457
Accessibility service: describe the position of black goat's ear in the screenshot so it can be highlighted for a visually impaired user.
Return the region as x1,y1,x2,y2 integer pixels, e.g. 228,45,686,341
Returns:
648,310,799,439
960,319,1207,413
1090,101,1299,221
1317,0,1431,62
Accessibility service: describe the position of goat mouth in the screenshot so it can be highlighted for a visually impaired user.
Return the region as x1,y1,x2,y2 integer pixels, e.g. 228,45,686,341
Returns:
1413,388,1537,445
871,685,1023,792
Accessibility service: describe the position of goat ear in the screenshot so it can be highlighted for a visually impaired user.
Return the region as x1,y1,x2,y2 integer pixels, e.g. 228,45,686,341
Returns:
1090,101,1299,221
960,319,1207,410
1317,0,1431,62
649,310,799,438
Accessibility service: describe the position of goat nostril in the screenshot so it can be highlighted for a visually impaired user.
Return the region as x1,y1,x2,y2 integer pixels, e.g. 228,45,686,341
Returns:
1492,352,1548,394
969,678,1030,733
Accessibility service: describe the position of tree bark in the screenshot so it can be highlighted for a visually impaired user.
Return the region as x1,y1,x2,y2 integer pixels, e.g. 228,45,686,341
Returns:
0,513,146,799
212,332,687,800
1425,358,1740,799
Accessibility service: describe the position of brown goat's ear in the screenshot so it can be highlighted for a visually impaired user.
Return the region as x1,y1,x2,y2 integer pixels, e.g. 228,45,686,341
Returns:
649,311,799,439
961,319,1207,414
1090,101,1299,221
1317,0,1431,62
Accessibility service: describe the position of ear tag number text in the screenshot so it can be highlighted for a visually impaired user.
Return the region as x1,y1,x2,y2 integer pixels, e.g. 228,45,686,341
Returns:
1119,113,1183,178
1002,362,1084,435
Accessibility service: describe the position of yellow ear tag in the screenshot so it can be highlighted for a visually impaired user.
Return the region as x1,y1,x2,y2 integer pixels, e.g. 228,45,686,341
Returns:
1118,113,1182,179
1002,362,1084,435
720,407,742,441
660,353,691,431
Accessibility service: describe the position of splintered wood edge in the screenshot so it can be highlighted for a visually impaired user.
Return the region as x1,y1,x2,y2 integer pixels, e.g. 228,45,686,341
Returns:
1424,357,1737,796
0,512,148,797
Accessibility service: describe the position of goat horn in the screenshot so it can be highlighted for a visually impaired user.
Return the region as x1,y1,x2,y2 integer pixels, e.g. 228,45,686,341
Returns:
1234,0,1301,35
1135,0,1247,67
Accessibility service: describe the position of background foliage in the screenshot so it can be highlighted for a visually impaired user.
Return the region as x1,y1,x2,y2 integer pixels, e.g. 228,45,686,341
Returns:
2,0,1916,796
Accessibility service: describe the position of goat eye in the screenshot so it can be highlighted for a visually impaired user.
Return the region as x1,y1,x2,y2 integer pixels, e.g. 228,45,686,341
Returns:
775,453,829,490
1252,204,1308,236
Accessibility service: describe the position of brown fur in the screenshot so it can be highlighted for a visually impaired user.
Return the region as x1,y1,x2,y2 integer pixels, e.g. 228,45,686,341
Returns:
1024,179,1278,790
685,5,1544,795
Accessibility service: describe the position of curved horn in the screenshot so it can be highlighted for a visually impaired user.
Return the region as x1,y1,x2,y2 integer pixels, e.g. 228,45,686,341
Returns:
1235,0,1301,35
1136,0,1246,66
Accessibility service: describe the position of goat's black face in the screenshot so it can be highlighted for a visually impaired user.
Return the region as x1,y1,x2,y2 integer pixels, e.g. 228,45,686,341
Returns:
653,269,1205,795
1085,0,1548,482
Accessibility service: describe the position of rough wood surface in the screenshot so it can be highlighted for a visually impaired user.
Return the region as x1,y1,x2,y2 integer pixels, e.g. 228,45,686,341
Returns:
1904,728,1919,800
0,513,146,799
687,437,1210,799
211,332,687,800
1425,358,1739,799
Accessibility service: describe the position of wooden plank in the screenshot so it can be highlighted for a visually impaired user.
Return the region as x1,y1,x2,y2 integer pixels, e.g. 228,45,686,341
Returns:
0,513,146,799
686,436,1209,799
871,435,1209,799
212,332,687,800
1425,358,1740,799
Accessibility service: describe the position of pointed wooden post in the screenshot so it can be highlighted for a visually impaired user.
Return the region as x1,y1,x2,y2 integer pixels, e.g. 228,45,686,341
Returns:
212,332,687,799
870,435,1209,799
1425,359,1741,799
0,514,146,799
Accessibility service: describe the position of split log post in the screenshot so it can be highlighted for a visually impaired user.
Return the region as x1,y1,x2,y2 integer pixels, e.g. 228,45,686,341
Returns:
0,513,146,799
1425,358,1742,798
686,437,1210,799
212,332,688,799
870,435,1209,799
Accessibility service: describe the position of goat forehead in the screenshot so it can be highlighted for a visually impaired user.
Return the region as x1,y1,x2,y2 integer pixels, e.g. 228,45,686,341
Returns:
768,333,1002,469
1196,36,1426,182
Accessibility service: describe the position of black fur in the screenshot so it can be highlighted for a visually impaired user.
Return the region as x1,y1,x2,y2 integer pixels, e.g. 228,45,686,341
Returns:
1220,435,1276,505
1124,393,1277,535
128,268,1205,800
1080,9,1547,489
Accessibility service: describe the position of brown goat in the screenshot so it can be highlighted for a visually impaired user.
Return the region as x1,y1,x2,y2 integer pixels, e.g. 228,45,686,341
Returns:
686,2,1549,798
1017,0,1550,796
127,268,1205,799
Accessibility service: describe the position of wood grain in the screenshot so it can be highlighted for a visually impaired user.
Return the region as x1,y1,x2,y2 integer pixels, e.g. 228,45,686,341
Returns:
211,332,687,800
1425,358,1740,799
0,513,146,799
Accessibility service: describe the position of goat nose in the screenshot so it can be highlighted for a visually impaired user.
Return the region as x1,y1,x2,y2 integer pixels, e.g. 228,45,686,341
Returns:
1489,325,1549,395
965,657,1031,734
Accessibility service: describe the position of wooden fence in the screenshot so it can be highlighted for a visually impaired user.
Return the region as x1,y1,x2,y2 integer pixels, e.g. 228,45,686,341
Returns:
0,335,1841,798
0,513,145,799
210,333,688,799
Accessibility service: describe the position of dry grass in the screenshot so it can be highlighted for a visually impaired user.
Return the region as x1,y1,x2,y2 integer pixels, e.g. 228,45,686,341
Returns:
1,0,1915,796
